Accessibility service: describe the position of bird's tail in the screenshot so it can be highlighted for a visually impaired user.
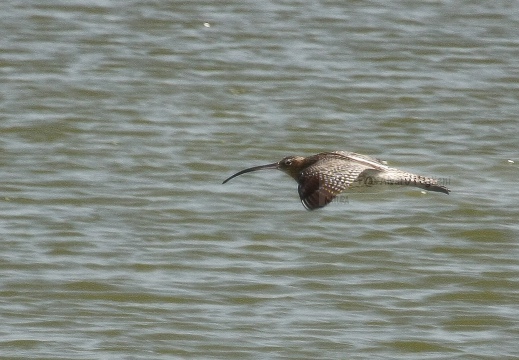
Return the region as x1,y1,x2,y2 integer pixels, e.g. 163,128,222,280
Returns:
359,169,450,194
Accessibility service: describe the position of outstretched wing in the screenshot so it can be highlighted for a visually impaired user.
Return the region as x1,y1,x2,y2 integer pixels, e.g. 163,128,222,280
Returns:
297,155,375,210
330,151,389,169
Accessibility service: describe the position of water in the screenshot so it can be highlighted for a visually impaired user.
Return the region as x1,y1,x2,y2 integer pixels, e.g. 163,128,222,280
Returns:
1,0,519,359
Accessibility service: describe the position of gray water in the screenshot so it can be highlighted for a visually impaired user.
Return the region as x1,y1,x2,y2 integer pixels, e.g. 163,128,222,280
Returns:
1,0,519,359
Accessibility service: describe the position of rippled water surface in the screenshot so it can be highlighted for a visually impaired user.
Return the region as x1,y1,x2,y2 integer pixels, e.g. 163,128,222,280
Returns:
1,0,519,359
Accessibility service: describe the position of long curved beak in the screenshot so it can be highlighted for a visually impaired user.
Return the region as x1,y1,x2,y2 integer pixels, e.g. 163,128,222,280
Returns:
222,162,279,184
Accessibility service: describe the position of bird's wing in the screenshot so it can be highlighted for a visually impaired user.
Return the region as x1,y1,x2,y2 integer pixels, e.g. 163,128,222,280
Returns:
297,157,372,210
330,151,389,170
333,151,449,193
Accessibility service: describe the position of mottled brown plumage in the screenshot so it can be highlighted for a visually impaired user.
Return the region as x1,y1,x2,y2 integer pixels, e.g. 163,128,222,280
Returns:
222,151,449,210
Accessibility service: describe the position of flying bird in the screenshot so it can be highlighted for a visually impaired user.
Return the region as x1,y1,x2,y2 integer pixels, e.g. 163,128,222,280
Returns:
222,151,449,210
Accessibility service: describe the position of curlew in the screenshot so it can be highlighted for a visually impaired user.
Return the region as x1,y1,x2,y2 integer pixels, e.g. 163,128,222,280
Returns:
222,151,449,210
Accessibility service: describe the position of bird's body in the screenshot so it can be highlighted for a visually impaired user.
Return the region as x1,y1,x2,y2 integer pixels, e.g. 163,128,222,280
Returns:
223,151,449,210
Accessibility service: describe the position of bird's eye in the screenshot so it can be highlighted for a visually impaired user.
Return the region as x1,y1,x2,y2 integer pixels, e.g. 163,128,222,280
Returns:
284,159,292,166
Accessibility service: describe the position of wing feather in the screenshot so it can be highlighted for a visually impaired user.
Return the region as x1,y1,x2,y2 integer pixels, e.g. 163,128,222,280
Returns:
297,156,372,210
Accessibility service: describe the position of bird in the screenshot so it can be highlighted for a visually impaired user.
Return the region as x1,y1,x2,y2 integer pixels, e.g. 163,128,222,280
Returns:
222,151,449,210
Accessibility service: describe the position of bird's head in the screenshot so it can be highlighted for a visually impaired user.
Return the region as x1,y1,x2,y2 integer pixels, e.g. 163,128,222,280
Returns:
276,156,307,180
